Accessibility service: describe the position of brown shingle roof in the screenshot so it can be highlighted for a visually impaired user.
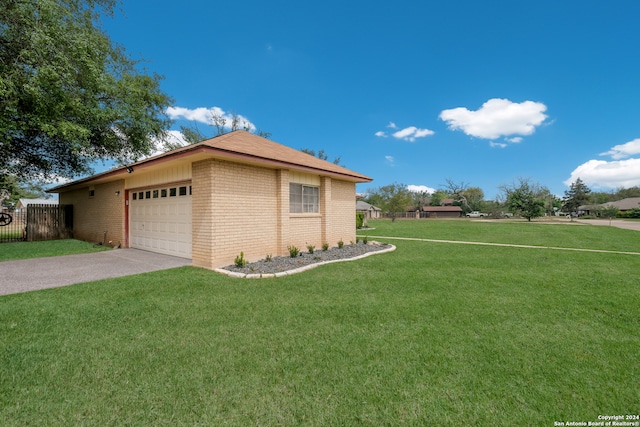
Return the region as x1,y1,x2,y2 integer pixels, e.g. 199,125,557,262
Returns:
50,130,372,192
195,131,371,181
422,206,463,212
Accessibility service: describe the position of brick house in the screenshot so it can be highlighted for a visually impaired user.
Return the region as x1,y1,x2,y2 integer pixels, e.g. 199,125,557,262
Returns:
49,131,372,269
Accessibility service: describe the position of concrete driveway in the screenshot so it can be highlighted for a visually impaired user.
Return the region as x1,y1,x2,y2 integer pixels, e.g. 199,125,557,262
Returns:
575,218,640,232
0,249,191,296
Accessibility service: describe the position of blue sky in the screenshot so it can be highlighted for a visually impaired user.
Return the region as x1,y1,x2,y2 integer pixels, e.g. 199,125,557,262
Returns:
101,0,640,199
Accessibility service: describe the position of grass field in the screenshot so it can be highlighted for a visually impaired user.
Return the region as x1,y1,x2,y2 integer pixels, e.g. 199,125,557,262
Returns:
1,221,638,425
0,239,110,262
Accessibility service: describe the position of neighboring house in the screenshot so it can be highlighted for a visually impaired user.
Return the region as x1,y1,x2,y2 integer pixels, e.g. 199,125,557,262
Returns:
579,197,640,215
15,198,58,211
49,131,372,269
356,200,381,219
421,205,463,218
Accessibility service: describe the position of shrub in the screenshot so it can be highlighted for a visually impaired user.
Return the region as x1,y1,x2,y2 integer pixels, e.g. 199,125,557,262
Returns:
337,239,344,249
234,252,247,268
307,244,315,254
322,242,329,251
619,208,640,218
287,245,300,258
356,212,365,228
265,254,272,262
363,235,368,244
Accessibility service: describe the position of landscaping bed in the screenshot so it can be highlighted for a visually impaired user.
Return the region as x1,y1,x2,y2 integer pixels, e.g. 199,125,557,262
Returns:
221,241,392,276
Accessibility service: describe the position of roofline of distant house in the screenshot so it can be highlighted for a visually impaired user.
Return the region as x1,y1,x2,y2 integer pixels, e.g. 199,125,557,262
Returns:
49,143,372,193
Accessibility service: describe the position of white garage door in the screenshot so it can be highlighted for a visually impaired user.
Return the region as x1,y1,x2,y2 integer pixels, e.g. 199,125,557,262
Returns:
129,184,192,258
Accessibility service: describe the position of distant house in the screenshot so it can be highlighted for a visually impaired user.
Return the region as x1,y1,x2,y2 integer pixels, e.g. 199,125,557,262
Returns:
356,200,381,219
579,197,640,215
15,198,58,211
421,205,463,218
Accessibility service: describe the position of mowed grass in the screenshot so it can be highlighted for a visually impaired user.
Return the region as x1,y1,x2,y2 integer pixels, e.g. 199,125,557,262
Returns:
0,239,110,262
1,221,639,425
360,218,640,253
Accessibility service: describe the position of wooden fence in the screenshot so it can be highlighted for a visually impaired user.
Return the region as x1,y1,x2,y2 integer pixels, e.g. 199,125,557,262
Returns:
0,204,73,243
26,204,73,241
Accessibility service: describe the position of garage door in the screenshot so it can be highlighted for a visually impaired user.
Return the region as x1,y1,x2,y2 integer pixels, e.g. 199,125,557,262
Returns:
129,184,192,258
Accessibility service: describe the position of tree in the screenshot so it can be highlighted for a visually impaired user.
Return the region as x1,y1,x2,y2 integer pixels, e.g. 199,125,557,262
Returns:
563,178,591,213
429,190,448,206
365,183,413,222
600,205,620,224
614,186,640,200
442,178,473,212
410,190,431,210
1,0,173,180
500,178,547,221
0,175,48,209
461,187,485,212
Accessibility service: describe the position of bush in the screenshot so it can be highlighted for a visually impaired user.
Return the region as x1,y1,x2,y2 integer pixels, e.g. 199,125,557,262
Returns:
337,239,344,249
619,208,640,218
307,244,315,254
287,245,300,258
234,252,247,268
356,212,365,228
363,235,368,244
322,242,329,251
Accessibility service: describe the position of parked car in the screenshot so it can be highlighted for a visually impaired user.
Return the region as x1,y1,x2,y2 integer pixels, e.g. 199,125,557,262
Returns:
466,211,487,218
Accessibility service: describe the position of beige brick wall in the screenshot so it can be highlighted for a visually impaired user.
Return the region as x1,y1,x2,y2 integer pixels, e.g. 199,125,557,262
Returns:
192,160,358,269
59,180,125,247
327,180,356,246
289,215,322,250
192,159,280,269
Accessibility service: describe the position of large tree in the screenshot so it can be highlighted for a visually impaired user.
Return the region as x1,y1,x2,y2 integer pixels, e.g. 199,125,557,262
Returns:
500,178,547,221
365,183,413,222
1,0,173,180
563,178,591,213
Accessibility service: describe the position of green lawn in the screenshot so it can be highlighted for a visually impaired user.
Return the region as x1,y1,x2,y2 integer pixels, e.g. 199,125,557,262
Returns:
0,239,110,262
1,221,638,425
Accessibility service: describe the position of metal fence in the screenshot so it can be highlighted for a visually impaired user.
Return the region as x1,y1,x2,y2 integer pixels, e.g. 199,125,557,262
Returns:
0,210,27,242
0,204,73,243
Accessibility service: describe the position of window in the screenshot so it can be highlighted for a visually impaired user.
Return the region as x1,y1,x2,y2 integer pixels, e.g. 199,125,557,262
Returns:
145,191,151,199
161,189,167,197
290,183,319,213
132,193,137,200
153,190,159,198
138,192,144,200
169,188,176,197
179,186,187,196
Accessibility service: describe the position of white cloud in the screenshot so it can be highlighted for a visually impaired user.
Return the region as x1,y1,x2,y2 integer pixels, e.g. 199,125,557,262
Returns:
392,126,435,142
564,158,640,189
439,98,548,140
375,123,434,141
506,137,523,143
407,184,436,194
489,141,508,148
166,106,256,131
385,155,395,166
599,138,640,160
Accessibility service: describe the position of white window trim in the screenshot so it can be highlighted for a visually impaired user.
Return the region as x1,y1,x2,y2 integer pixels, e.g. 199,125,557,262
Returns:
290,183,320,214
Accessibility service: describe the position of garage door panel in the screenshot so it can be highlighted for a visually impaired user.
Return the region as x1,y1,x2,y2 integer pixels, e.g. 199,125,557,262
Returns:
129,185,191,259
